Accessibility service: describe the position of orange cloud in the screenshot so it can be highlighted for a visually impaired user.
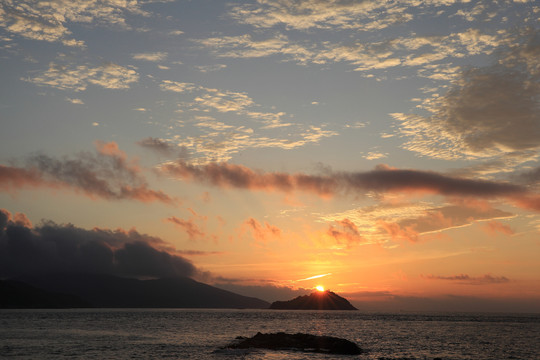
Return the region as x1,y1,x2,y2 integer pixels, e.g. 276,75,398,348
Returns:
327,218,366,247
166,216,206,241
378,220,419,242
243,217,282,243
0,165,58,191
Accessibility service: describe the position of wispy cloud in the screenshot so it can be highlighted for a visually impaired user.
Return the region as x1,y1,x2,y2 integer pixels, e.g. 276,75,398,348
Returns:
196,19,506,76
24,62,139,91
166,216,206,241
65,97,84,104
137,137,189,158
132,52,168,62
423,273,511,285
228,0,415,31
0,0,146,46
157,79,335,162
296,273,332,282
195,64,227,73
243,218,282,244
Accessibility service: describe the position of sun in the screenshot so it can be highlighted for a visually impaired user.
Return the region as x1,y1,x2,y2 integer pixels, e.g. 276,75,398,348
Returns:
315,285,325,292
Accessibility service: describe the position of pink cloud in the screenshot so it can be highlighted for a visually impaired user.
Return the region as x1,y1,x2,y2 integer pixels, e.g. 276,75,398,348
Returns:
482,221,514,236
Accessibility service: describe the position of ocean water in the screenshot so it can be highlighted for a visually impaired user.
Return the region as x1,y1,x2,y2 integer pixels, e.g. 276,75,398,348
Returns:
1,309,539,359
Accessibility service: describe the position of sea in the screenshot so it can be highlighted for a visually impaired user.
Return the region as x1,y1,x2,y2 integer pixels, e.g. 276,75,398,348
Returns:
1,309,539,360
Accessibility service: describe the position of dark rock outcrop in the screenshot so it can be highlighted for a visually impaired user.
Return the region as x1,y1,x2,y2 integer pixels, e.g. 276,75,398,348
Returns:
226,332,362,355
269,290,357,310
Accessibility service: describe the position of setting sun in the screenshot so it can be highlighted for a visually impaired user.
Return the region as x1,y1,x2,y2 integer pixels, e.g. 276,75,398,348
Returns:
316,285,325,292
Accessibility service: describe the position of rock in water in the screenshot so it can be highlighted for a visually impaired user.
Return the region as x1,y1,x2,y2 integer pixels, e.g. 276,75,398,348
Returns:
226,332,362,355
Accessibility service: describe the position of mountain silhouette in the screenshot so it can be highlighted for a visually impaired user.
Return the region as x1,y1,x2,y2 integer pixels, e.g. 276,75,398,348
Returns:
7,273,269,309
269,290,357,310
0,280,90,308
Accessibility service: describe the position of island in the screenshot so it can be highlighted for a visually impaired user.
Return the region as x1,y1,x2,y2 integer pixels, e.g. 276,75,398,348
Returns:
269,290,358,310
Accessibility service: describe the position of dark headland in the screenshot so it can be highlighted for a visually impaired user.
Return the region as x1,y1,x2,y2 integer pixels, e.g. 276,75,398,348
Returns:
0,273,270,309
269,290,357,310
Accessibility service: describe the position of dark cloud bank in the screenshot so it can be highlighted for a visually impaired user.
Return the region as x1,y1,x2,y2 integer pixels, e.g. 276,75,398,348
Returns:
0,209,196,279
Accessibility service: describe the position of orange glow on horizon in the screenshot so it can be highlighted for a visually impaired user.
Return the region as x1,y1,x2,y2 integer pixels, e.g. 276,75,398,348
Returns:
316,285,325,292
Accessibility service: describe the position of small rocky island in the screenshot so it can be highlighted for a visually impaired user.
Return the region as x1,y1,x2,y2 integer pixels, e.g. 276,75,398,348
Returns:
269,290,358,310
226,332,362,355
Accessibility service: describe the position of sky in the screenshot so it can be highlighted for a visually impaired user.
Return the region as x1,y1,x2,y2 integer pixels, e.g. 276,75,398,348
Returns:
1,0,539,312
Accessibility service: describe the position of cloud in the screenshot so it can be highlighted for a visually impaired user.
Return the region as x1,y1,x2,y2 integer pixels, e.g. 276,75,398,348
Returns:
0,209,197,279
378,220,419,242
159,80,198,93
65,97,84,104
396,29,540,163
243,218,282,243
170,124,335,163
364,151,388,160
160,80,290,127
176,250,224,256
158,79,336,162
397,203,515,235
0,0,145,46
132,52,168,62
214,282,311,302
228,0,415,31
23,62,139,91
195,64,227,73
161,161,526,199
165,216,206,241
423,274,511,285
482,221,514,236
326,218,368,247
0,141,175,204
137,137,189,158
321,198,516,244
197,11,505,75
160,160,335,196
160,161,540,216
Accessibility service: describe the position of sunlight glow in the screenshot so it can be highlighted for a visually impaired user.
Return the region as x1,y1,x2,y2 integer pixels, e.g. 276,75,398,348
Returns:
316,285,325,292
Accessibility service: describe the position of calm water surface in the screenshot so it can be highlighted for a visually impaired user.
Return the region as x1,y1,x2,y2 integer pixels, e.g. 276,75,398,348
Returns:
1,309,539,359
